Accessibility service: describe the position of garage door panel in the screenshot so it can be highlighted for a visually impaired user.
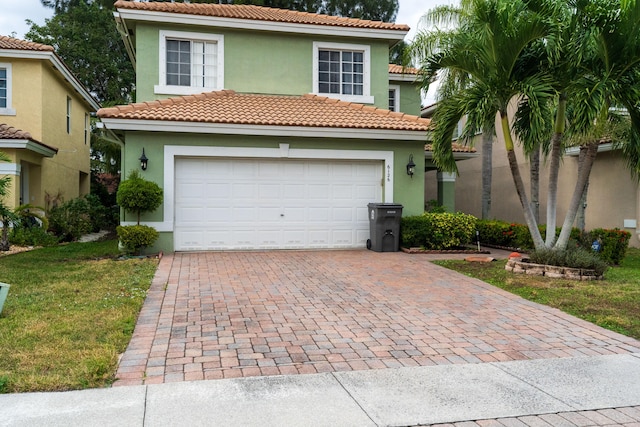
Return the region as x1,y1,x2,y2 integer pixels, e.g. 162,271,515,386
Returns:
174,157,383,251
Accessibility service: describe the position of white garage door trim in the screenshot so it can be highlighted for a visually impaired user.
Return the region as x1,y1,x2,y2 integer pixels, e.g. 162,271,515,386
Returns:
124,144,395,234
174,157,383,250
137,144,393,233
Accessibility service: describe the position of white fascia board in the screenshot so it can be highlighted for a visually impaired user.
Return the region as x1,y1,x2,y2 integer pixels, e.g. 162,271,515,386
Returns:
100,118,428,141
3,50,100,111
0,140,57,157
565,143,615,156
425,150,477,161
116,9,407,41
388,73,417,83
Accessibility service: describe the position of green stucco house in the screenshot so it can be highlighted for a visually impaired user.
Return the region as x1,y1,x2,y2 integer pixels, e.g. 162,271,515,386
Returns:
98,1,429,252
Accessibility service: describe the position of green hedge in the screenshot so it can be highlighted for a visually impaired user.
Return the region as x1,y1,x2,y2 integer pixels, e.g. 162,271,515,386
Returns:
477,219,631,265
579,228,631,265
401,212,477,250
116,225,159,255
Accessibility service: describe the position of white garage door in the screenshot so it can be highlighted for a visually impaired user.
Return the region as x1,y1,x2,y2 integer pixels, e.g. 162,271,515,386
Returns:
174,157,383,251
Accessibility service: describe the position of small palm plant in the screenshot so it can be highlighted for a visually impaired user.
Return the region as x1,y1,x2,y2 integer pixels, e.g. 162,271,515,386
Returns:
0,151,15,251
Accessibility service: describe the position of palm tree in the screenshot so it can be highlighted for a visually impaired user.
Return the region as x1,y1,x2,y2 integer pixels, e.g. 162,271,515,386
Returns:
551,0,640,249
0,151,15,251
412,0,640,252
410,0,555,249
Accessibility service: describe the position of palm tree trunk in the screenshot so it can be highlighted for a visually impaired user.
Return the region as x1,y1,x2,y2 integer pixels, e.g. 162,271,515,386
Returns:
545,96,567,247
501,114,545,249
530,144,540,223
554,141,599,250
481,129,493,219
575,146,589,231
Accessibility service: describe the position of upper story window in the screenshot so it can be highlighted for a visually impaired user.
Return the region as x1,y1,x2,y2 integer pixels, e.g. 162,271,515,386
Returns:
84,113,90,145
155,30,224,96
66,97,72,134
313,42,373,104
0,63,16,116
388,85,400,112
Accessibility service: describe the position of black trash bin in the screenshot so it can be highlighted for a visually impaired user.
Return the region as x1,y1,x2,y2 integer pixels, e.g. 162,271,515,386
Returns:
366,203,403,252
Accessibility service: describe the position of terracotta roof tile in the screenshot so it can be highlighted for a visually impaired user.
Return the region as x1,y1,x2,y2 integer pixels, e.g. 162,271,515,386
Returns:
0,123,58,153
98,90,430,131
0,35,54,52
114,1,409,31
388,64,419,75
0,123,35,140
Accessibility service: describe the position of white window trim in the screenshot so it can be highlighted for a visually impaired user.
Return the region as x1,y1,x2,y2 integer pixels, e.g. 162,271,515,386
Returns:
84,113,90,144
155,30,225,96
0,63,16,116
312,41,373,104
66,97,72,134
388,84,400,112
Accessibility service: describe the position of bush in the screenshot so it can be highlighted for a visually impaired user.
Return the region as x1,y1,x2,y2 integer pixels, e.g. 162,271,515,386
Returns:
579,228,631,265
401,212,477,250
48,198,93,242
116,225,159,255
477,219,582,251
117,170,163,225
529,246,608,276
47,194,110,241
10,225,59,247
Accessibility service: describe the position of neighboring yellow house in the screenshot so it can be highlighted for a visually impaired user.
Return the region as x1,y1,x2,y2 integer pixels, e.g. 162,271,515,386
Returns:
0,36,100,211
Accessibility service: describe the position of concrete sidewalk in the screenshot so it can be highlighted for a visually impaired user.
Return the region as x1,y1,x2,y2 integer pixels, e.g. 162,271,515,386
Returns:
3,353,640,426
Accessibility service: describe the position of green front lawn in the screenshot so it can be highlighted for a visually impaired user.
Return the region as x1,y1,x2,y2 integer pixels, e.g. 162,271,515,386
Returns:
434,247,640,340
0,240,158,393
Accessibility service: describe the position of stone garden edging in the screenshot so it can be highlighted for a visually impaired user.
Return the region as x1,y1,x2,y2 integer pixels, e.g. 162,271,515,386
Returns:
505,258,603,280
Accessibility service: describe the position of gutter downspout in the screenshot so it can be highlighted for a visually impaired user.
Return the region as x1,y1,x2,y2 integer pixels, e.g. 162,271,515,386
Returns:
114,12,136,69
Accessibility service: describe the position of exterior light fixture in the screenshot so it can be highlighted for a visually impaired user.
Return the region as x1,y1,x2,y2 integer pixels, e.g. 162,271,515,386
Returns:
406,154,416,178
139,148,148,171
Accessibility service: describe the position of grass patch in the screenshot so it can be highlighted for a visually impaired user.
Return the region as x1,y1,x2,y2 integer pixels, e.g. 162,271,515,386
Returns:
434,248,640,340
0,240,158,393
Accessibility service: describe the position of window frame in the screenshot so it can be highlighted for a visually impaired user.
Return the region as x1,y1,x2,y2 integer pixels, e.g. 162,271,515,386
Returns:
155,30,225,96
0,63,16,116
388,84,400,112
84,113,90,145
312,41,373,104
66,97,72,134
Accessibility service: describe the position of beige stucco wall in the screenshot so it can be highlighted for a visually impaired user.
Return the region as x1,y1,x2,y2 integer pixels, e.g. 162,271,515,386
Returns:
0,56,93,210
452,127,640,248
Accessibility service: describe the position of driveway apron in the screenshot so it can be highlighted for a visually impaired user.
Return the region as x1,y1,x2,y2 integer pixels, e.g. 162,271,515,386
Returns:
114,251,640,386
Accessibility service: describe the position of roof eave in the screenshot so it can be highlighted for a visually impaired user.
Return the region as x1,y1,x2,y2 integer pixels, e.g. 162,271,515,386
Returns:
115,8,408,42
388,73,418,83
99,118,427,140
0,49,101,111
0,139,58,157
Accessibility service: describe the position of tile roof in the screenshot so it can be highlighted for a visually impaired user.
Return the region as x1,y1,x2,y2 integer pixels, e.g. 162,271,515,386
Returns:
388,64,419,75
425,143,476,153
0,35,54,52
114,1,409,31
98,90,430,131
0,123,36,140
0,123,58,153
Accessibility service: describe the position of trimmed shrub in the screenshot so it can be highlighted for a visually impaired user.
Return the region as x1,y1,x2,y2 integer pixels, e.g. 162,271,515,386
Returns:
476,219,581,251
10,226,59,247
401,212,477,250
529,247,608,276
117,170,163,225
579,228,631,265
116,225,159,255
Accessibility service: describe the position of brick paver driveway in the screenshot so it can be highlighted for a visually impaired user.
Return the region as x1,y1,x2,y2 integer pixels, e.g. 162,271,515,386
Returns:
115,251,640,386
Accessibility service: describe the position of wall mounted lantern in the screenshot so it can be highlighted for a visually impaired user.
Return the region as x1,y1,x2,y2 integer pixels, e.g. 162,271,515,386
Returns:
139,148,148,171
406,154,416,178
